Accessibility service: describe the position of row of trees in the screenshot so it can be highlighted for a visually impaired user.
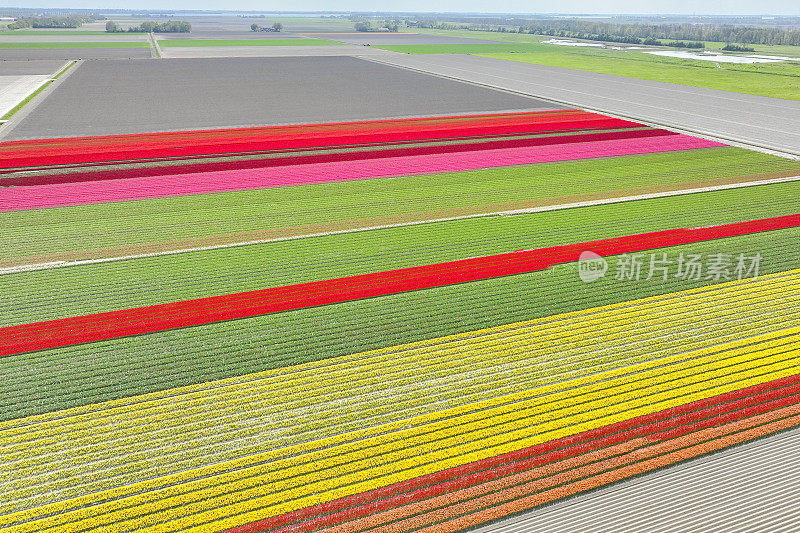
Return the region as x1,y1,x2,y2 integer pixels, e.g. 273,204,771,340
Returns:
408,18,800,46
250,22,282,32
105,20,190,33
353,20,401,32
7,15,94,29
722,43,756,52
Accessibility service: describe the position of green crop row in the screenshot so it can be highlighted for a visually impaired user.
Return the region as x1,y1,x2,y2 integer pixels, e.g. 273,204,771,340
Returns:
3,147,798,261
1,180,798,327
1,227,798,421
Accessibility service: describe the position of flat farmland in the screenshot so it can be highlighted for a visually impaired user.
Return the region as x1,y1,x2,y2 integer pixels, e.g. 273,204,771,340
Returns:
3,106,800,531
158,38,345,47
307,33,505,45
0,59,66,75
370,53,800,155
156,32,308,40
0,30,142,35
0,42,148,48
0,48,152,60
2,56,562,139
0,35,148,42
158,44,396,58
378,29,800,101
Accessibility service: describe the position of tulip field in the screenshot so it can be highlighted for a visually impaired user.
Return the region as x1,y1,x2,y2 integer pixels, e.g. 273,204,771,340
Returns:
2,108,800,532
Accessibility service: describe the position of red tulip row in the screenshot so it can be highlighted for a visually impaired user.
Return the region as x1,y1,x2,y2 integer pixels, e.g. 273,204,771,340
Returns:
227,372,800,533
0,110,639,170
0,127,669,188
1,213,797,358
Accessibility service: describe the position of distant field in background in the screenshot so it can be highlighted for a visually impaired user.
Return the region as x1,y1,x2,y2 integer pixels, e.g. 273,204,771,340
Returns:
158,38,345,47
0,41,149,49
2,56,554,139
271,16,355,26
0,48,152,60
0,30,146,35
411,28,800,56
380,43,549,53
383,29,800,101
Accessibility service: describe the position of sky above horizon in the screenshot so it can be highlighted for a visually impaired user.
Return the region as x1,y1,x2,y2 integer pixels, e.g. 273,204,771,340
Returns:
6,1,800,16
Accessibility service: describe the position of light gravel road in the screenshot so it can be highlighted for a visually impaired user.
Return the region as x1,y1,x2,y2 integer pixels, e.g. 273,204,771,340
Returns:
0,74,52,116
475,426,800,533
369,54,800,156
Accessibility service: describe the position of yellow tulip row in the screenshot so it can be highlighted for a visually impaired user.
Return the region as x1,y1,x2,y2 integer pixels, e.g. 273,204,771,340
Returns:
5,266,795,438
6,270,793,454
37,345,800,533
5,276,797,515
3,272,798,514
7,331,799,532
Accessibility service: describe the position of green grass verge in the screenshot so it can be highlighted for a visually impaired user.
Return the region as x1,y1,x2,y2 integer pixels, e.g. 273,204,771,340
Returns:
158,38,345,47
2,226,796,421
3,147,798,260
1,180,798,327
378,32,800,101
1,61,75,121
149,33,160,58
0,41,148,49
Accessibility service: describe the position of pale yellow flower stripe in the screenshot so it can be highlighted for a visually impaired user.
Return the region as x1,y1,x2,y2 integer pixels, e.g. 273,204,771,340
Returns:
1,269,799,533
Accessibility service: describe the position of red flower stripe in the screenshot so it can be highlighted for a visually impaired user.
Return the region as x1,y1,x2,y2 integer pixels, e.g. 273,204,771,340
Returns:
0,110,588,149
0,125,657,187
371,404,800,533
224,373,800,533
0,111,638,169
0,213,797,357
425,407,800,533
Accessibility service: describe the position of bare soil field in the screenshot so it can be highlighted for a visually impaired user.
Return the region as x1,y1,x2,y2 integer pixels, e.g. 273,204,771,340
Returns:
371,53,800,156
0,35,148,43
308,33,505,45
0,48,152,60
0,60,66,75
155,32,307,40
3,56,562,139
159,44,394,58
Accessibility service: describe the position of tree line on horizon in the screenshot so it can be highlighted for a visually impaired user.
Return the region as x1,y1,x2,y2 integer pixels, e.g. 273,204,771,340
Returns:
105,20,191,33
407,18,800,46
4,15,96,30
